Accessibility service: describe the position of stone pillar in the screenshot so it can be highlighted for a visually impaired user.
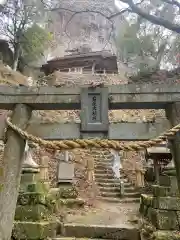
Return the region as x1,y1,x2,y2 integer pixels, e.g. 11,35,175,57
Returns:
166,103,180,193
86,154,95,182
39,156,50,189
135,162,145,188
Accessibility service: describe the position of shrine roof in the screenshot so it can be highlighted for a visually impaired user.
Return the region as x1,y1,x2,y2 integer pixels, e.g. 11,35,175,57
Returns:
46,51,116,63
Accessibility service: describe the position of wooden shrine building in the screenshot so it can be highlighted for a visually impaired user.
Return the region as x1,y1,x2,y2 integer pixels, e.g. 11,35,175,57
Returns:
41,50,118,75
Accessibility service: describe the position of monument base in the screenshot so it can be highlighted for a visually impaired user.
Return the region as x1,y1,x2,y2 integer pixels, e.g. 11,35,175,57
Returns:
58,183,78,199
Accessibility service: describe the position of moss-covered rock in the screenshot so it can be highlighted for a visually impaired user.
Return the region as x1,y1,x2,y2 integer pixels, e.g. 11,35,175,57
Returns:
15,204,49,221
153,230,180,240
153,197,180,211
17,192,46,206
139,219,156,240
159,176,178,196
20,180,49,194
59,185,78,199
27,182,49,193
148,208,179,230
152,185,171,197
57,198,85,208
141,194,153,206
12,221,57,240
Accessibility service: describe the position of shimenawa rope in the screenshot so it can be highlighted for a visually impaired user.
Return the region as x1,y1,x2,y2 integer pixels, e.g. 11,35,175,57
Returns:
5,117,180,151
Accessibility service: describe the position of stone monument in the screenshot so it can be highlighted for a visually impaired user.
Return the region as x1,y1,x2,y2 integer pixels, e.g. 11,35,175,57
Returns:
56,150,75,185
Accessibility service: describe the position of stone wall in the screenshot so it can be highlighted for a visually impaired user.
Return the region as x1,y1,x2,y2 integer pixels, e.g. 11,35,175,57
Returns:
139,175,180,240
32,148,99,206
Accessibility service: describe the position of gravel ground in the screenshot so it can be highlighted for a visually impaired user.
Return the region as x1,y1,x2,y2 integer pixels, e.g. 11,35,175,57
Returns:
66,201,139,226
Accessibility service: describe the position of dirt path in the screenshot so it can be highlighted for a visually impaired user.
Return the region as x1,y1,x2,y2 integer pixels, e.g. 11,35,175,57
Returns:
66,200,139,227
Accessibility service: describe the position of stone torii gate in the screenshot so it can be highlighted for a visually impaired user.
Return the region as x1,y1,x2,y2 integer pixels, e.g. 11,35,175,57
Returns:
0,84,180,239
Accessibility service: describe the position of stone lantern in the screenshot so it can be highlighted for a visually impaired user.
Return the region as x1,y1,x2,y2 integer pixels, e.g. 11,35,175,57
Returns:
145,143,172,184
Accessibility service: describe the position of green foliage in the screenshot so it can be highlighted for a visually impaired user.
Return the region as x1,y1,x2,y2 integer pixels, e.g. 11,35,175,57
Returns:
115,0,180,72
116,21,141,58
116,20,157,72
21,24,52,64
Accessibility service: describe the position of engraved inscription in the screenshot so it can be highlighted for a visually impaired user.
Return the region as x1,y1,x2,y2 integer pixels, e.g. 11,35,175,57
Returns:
88,94,101,123
92,96,97,121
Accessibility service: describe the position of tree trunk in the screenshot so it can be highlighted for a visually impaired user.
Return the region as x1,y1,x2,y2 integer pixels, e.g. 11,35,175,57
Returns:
12,44,21,71
0,104,32,240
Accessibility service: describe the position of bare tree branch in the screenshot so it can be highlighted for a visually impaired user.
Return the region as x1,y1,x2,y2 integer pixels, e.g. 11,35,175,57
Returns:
119,0,180,33
162,0,180,9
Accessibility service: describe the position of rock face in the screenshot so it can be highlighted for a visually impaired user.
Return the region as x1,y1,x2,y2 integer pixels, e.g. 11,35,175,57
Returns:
46,0,121,58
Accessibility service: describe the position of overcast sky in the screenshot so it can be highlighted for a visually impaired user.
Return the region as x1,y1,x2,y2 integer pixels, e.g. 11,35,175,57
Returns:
0,0,6,5
115,0,128,9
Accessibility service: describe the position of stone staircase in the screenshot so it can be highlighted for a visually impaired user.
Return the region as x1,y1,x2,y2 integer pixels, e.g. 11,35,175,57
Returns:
53,223,140,240
92,149,140,203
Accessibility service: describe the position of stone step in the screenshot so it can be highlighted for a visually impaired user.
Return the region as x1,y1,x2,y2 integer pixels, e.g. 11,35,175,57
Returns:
52,238,106,240
95,163,112,169
123,192,141,198
95,171,126,177
98,186,120,193
95,169,114,174
92,154,112,158
98,185,136,194
97,196,140,203
95,172,126,178
95,173,115,179
93,154,112,158
94,159,113,163
97,181,131,188
100,191,121,198
95,174,128,181
62,223,140,239
99,191,140,198
96,178,128,184
124,187,138,193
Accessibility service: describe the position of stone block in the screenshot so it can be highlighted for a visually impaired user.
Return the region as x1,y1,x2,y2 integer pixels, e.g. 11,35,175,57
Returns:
12,221,57,240
20,174,41,193
159,175,178,196
20,172,39,184
152,185,171,197
17,192,46,206
141,194,153,206
27,182,49,193
164,169,176,176
63,223,139,239
15,204,49,221
57,198,85,208
148,208,179,230
59,184,78,199
153,197,180,210
153,230,180,240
